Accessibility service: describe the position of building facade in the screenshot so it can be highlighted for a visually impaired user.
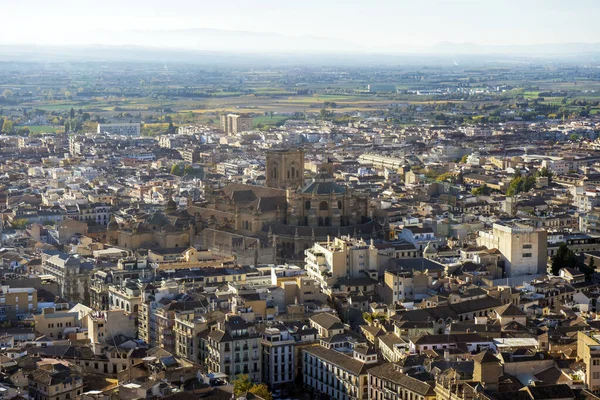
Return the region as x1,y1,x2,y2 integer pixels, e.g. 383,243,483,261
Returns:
477,222,548,277
97,123,141,136
205,314,262,383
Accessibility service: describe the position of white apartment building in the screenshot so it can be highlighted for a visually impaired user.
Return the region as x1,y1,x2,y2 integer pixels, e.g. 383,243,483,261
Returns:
97,123,141,136
305,236,378,289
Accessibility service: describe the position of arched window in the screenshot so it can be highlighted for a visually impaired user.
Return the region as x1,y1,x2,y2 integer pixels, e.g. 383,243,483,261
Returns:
319,201,328,211
291,167,295,178
337,200,342,209
305,201,311,210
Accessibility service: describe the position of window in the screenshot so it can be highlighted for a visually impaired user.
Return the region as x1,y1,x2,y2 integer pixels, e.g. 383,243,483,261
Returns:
319,201,328,211
523,244,533,249
522,253,532,258
305,201,311,210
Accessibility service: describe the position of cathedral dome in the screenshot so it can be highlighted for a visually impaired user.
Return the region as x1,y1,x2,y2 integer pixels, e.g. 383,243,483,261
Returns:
300,172,346,195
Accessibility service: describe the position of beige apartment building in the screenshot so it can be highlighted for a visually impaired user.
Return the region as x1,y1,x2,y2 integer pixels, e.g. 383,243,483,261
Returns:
578,331,600,392
33,308,79,339
220,113,253,135
0,286,37,321
86,309,137,346
477,222,547,277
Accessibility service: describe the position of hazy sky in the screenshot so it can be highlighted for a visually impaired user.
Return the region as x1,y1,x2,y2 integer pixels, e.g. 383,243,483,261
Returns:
2,0,599,51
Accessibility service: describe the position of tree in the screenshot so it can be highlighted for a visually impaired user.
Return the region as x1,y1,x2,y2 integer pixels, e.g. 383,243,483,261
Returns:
506,174,536,196
69,108,75,119
1,119,14,133
184,165,194,175
537,166,553,184
319,108,333,119
551,243,577,276
472,184,491,195
249,383,273,400
170,164,182,176
232,375,254,397
11,219,29,229
460,154,469,164
436,172,456,183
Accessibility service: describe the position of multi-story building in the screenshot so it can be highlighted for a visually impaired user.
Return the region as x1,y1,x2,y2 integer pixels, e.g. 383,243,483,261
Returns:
42,253,94,304
577,331,600,392
477,222,548,277
97,123,141,136
0,286,37,321
181,147,201,164
216,161,248,177
155,296,209,354
86,309,137,346
358,154,405,171
138,281,182,346
303,344,378,400
174,310,211,361
382,269,430,304
305,236,378,289
33,307,79,339
368,362,436,400
221,113,252,135
90,257,154,311
261,324,296,395
108,281,142,315
29,364,84,400
205,314,262,382
309,312,345,339
75,203,111,225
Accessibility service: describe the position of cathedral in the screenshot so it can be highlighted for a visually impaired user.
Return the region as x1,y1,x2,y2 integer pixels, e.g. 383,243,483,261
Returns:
189,148,382,263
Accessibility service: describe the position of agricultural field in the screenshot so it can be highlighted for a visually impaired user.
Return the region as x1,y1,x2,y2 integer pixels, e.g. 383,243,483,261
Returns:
2,60,600,135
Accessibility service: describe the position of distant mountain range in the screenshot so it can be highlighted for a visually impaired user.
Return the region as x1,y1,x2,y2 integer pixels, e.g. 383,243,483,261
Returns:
1,27,600,64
